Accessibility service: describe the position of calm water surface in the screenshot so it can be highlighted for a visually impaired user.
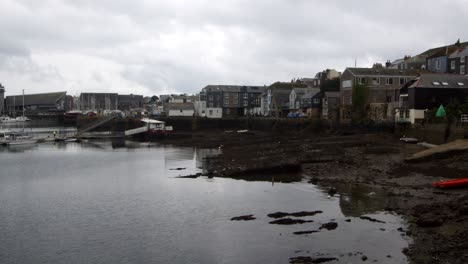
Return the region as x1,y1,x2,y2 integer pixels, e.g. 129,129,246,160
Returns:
0,141,409,264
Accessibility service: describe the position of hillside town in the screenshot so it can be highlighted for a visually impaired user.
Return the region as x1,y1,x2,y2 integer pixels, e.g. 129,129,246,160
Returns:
1,39,468,126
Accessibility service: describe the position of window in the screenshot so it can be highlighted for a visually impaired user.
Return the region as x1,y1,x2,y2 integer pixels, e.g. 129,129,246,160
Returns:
357,77,366,85
461,56,466,63
451,60,456,70
372,77,380,85
209,110,213,115
208,95,213,101
386,96,392,103
405,110,410,118
226,108,230,115
386,78,393,85
461,65,466,75
435,60,440,70
399,78,406,85
313,98,320,104
224,98,229,105
180,109,183,113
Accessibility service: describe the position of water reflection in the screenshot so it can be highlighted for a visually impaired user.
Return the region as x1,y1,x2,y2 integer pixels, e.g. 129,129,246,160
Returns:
318,183,402,217
0,144,38,153
0,142,409,264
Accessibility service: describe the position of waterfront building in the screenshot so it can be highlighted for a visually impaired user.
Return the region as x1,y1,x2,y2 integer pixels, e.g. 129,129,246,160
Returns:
5,91,70,114
200,85,265,118
340,67,420,122
396,74,468,124
0,83,4,113
167,103,195,117
448,46,468,75
79,93,118,111
299,89,321,118
118,94,144,111
424,40,468,73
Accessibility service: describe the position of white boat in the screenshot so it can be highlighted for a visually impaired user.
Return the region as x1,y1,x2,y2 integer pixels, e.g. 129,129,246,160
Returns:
15,116,31,122
0,115,17,123
0,130,36,146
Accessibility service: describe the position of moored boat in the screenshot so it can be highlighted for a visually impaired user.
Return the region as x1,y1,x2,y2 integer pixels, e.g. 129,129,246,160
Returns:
433,178,468,188
0,130,36,146
0,115,17,123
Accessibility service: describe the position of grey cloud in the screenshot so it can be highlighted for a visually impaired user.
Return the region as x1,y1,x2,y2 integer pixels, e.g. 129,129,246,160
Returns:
0,0,467,95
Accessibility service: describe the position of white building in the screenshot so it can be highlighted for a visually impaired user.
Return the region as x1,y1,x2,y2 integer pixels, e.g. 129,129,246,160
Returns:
206,108,222,118
167,103,195,117
194,100,206,117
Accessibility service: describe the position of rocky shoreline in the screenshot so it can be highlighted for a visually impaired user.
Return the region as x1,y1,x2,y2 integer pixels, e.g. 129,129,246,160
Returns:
159,129,468,264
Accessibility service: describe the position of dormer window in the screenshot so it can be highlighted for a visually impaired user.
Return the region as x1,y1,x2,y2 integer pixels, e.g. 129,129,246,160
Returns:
432,82,440,86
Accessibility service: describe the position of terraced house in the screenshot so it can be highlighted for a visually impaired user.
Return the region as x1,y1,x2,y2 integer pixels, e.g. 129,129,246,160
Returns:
200,85,265,118
448,46,468,75
397,74,468,124
340,67,420,122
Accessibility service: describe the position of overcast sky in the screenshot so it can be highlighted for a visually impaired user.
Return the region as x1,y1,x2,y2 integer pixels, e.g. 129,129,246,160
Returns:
0,0,467,96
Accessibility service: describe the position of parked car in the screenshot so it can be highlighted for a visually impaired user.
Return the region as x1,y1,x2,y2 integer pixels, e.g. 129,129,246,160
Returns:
287,112,300,118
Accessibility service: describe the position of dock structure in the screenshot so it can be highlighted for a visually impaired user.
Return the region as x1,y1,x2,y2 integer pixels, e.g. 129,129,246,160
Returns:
70,117,171,139
75,115,117,138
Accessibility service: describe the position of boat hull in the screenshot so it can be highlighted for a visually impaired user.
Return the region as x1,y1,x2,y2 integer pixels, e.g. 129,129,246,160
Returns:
434,178,468,188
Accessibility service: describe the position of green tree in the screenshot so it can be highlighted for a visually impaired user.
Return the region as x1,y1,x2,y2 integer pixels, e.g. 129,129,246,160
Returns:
351,83,370,121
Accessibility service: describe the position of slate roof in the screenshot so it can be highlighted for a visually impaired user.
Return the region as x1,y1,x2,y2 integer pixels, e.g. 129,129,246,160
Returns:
301,89,321,99
449,47,468,59
427,46,461,59
293,88,315,95
419,41,468,57
6,92,66,106
408,74,468,89
346,67,421,76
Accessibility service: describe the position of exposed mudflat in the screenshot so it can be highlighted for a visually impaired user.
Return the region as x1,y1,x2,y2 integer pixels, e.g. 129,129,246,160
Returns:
159,129,468,264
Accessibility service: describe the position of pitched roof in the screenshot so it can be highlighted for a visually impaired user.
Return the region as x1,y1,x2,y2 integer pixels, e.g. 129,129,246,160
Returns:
6,92,66,106
345,67,421,76
408,74,468,89
449,46,468,59
419,41,468,56
292,87,315,95
427,46,461,59
301,89,321,99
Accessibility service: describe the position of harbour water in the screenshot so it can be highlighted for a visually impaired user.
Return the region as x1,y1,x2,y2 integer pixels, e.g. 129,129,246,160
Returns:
0,141,410,263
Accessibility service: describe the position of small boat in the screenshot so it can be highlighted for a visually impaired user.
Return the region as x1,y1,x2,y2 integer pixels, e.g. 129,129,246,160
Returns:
15,115,31,122
433,178,468,189
0,115,17,123
0,130,36,146
400,137,418,143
